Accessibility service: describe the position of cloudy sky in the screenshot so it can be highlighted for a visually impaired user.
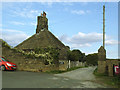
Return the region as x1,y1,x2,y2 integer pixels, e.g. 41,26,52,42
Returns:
1,2,119,59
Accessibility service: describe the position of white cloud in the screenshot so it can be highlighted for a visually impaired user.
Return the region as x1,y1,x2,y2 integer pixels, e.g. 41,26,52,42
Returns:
71,43,91,48
62,2,73,6
106,40,119,45
1,0,119,2
11,8,49,19
10,21,25,25
71,10,90,15
59,32,118,48
40,2,53,7
0,24,2,27
0,29,30,47
9,21,37,26
80,2,88,6
12,9,41,19
71,10,85,15
59,32,102,44
86,10,91,13
30,22,37,26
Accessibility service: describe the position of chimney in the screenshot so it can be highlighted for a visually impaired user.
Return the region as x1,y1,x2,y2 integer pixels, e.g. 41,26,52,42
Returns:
36,11,48,34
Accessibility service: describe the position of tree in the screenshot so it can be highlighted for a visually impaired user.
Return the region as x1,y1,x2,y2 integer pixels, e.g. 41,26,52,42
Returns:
68,49,85,62
84,53,98,66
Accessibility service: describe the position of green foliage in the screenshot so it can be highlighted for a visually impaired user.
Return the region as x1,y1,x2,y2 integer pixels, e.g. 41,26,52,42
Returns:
1,39,11,49
68,49,85,61
34,47,60,64
84,53,98,66
2,41,59,65
35,47,59,60
12,48,50,59
93,67,107,76
44,60,49,65
66,46,70,49
94,67,120,88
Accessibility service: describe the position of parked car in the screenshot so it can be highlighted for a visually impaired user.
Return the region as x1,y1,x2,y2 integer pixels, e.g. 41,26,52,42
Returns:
0,57,17,71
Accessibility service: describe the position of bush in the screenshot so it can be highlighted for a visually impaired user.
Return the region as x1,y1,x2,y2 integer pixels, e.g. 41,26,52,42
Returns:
1,39,11,49
84,53,98,66
67,49,85,62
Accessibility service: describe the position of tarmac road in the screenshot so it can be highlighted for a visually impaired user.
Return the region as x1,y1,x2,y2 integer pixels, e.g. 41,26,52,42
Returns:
2,66,111,88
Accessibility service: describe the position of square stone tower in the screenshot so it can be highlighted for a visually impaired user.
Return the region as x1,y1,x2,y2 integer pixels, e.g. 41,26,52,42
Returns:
36,11,48,33
97,46,106,74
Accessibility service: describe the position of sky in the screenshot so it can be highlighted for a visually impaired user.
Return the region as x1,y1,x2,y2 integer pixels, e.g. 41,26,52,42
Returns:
1,2,119,59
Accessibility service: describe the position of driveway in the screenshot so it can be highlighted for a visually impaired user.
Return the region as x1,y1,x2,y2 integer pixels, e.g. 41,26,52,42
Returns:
2,66,111,88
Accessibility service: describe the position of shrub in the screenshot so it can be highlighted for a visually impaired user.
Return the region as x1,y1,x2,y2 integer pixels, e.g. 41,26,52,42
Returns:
84,53,98,66
67,49,85,62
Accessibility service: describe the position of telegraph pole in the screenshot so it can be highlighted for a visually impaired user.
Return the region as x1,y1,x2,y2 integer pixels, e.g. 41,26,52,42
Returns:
103,5,105,48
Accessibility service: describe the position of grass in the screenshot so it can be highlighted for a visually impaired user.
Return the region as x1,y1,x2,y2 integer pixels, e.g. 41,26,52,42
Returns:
93,67,120,88
46,66,88,74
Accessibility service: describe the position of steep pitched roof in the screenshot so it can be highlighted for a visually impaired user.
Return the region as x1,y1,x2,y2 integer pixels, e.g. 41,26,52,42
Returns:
15,29,69,60
15,29,67,49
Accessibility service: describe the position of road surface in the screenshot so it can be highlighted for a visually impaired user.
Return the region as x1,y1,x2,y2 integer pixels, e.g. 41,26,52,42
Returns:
2,66,111,88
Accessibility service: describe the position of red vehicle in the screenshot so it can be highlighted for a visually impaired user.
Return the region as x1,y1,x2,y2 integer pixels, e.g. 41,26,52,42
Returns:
0,57,17,71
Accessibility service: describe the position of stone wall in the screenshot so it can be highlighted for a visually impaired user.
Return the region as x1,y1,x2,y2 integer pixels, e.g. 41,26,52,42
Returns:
58,60,86,71
59,60,68,71
2,40,86,72
97,46,120,76
16,59,59,72
42,65,59,72
69,61,86,68
36,13,48,33
106,59,120,76
97,61,106,74
2,46,60,72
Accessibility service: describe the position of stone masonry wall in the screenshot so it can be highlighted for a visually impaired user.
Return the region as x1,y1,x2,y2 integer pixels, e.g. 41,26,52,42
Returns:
97,61,106,74
69,61,86,68
97,46,107,74
2,46,59,72
106,59,120,76
97,46,120,76
59,60,68,71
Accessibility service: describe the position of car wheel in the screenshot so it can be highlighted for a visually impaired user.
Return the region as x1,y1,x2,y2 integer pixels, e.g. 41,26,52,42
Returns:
1,65,6,71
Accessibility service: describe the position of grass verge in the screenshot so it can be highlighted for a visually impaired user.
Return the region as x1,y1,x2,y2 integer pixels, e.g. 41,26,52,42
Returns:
93,67,120,88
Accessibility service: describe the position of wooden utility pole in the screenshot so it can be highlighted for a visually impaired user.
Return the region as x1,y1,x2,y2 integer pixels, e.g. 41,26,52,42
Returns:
103,5,105,48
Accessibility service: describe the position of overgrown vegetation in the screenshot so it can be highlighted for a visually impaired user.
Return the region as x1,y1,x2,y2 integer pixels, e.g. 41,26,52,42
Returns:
1,39,98,66
67,49,98,66
14,47,60,65
1,39,11,49
93,67,120,88
34,47,60,64
1,39,55,64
